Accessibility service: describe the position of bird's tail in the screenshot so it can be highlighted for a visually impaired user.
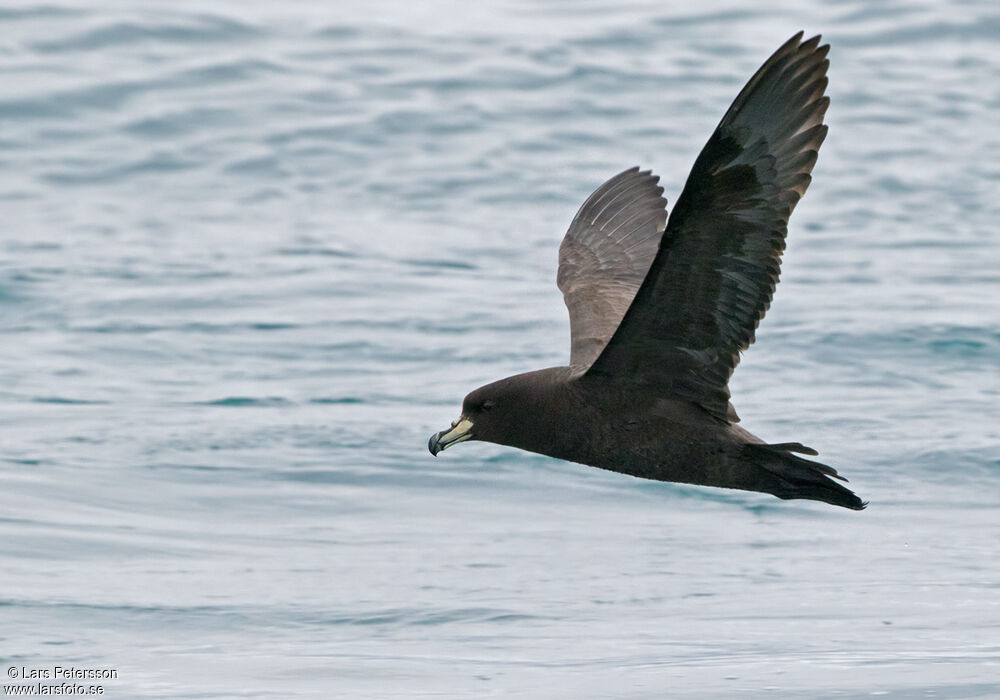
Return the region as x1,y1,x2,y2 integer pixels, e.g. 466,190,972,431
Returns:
744,443,867,510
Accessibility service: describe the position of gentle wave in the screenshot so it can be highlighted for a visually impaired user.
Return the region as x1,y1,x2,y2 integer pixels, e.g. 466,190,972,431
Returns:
2,2,998,698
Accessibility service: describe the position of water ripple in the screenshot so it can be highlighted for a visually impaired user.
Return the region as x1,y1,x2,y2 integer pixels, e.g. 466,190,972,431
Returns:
2,2,998,698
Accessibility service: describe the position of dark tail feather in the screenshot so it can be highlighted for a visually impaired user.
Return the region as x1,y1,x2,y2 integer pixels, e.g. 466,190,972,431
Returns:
764,441,819,456
746,443,867,510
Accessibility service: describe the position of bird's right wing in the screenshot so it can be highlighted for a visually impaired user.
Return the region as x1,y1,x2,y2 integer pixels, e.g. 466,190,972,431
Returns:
557,167,668,369
585,33,830,422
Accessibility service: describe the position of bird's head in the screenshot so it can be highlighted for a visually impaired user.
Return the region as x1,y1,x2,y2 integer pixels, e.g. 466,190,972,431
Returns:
428,369,570,456
428,379,514,456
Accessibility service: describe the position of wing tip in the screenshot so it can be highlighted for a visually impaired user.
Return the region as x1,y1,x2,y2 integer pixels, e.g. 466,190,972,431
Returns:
801,33,822,51
786,32,831,65
778,31,827,59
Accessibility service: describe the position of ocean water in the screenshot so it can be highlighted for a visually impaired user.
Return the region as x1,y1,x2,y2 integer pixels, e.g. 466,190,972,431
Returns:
1,0,998,697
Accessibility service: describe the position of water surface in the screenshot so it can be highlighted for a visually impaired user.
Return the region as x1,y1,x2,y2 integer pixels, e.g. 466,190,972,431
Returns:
1,1,998,697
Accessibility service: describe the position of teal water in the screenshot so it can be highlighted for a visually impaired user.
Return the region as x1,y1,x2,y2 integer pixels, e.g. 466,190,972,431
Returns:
1,1,998,697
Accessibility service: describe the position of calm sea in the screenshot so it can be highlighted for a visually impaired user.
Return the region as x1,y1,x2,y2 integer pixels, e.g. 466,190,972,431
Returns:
1,1,998,697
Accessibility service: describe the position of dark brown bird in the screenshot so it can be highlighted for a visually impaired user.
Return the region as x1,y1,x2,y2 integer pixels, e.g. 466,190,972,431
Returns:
429,33,865,510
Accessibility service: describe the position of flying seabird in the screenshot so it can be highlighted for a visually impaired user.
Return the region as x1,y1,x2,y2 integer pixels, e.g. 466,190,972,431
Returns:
429,33,865,510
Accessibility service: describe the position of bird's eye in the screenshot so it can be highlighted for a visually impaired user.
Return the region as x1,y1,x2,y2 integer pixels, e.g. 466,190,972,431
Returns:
481,400,495,412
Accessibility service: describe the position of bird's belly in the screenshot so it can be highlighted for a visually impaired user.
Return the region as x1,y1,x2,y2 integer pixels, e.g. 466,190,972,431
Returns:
558,415,743,488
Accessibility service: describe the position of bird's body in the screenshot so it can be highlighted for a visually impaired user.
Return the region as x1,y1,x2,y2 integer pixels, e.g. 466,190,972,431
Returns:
429,33,866,510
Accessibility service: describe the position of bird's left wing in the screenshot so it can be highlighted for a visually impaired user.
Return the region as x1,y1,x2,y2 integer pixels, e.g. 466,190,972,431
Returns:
557,167,668,369
586,33,830,422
